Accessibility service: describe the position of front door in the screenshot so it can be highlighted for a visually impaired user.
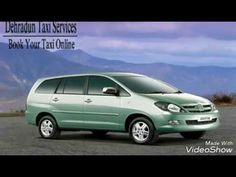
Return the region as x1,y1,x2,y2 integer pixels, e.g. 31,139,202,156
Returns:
83,76,122,130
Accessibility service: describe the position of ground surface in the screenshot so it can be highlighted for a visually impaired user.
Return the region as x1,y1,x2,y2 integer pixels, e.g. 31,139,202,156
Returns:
0,107,235,155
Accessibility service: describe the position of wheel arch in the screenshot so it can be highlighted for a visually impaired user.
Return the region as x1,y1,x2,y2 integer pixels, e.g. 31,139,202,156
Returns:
36,112,57,126
124,113,155,132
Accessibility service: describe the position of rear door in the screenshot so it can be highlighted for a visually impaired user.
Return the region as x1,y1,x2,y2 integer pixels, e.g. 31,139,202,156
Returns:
50,76,87,129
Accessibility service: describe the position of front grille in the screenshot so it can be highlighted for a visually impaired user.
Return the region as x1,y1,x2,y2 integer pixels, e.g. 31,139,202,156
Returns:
186,118,217,125
182,104,212,113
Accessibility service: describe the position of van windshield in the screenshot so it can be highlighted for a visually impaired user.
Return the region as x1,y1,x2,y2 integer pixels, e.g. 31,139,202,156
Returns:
113,76,181,94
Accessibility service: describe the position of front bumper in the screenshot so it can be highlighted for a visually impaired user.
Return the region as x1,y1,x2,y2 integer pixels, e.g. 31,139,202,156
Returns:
154,110,220,133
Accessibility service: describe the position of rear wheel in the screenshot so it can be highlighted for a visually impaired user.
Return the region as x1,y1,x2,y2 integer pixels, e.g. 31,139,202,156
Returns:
38,116,60,139
129,117,158,145
91,130,108,136
180,131,205,139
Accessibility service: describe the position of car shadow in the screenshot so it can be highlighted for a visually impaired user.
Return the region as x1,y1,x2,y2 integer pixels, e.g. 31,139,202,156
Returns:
53,132,209,146
153,137,208,146
58,132,131,144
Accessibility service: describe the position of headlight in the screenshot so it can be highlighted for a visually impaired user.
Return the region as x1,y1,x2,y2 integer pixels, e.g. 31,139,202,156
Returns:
167,104,181,112
155,102,184,113
211,103,216,111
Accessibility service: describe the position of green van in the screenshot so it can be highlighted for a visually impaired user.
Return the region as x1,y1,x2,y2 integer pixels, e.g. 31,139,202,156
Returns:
25,72,219,144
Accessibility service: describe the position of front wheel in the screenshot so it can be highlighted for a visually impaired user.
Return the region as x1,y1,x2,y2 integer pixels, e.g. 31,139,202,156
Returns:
129,118,158,145
180,131,205,139
38,116,60,139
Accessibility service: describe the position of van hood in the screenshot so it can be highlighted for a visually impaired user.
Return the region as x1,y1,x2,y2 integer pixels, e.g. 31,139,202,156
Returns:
141,93,211,105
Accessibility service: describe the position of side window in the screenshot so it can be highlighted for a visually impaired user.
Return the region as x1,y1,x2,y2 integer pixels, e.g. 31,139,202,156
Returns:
88,76,116,95
63,76,86,94
56,78,65,94
36,79,61,94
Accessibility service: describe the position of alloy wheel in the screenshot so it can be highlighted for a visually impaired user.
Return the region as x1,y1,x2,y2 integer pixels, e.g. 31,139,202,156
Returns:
132,121,150,142
40,119,54,137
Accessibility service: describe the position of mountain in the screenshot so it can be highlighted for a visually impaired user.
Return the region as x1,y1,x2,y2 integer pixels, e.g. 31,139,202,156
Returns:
0,43,100,111
54,49,127,69
0,44,99,87
55,49,236,95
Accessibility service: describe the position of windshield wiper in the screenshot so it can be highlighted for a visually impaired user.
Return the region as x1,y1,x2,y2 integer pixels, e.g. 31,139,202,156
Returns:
173,90,182,93
146,90,182,94
147,91,168,94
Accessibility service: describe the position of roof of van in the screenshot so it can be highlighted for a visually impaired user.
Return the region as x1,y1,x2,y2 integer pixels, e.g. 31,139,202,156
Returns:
39,72,144,80
99,72,143,77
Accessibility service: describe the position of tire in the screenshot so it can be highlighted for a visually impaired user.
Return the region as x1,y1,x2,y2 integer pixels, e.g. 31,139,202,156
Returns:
91,130,108,136
180,131,205,139
38,115,60,139
129,117,159,145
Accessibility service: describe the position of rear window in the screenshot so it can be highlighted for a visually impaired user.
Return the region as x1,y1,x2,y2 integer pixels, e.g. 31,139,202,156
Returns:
36,79,61,94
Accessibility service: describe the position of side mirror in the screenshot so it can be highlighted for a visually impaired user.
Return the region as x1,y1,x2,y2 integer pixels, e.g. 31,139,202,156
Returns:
102,87,118,95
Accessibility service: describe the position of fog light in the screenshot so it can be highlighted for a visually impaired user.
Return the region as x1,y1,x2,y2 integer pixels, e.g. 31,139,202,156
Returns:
168,120,180,125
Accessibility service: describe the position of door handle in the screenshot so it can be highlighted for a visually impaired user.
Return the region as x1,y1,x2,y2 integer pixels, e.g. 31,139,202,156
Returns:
52,98,59,102
84,99,92,103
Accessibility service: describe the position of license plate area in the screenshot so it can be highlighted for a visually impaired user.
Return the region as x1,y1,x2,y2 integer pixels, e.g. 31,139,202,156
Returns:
198,117,212,122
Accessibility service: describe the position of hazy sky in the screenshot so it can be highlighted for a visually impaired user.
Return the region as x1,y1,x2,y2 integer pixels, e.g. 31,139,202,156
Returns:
1,22,236,67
